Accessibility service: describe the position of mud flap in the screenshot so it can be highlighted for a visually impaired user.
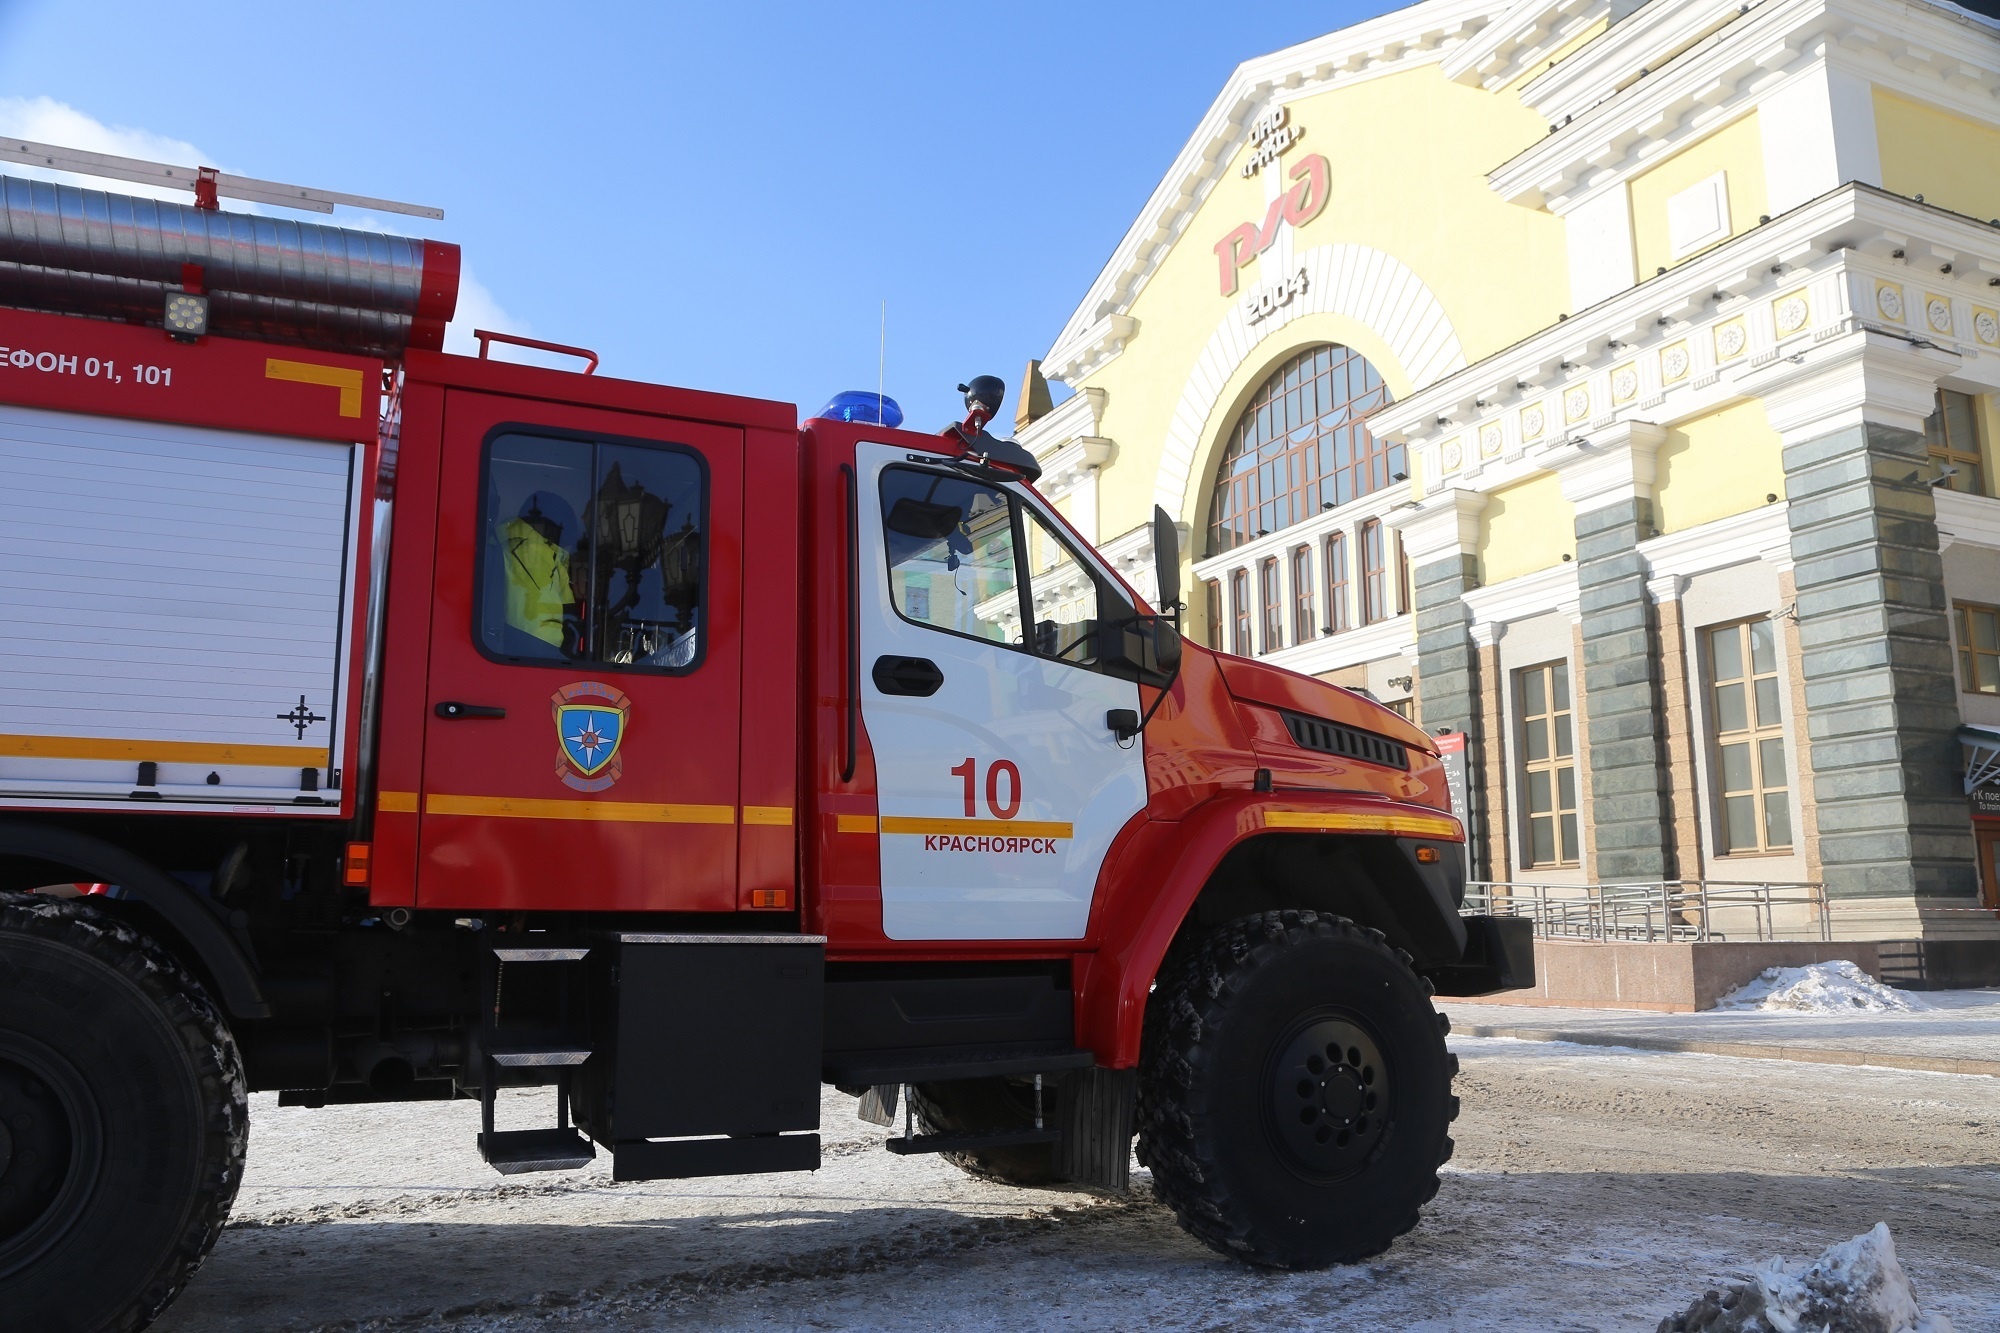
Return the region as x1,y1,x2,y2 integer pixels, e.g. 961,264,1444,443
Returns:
1057,1067,1137,1191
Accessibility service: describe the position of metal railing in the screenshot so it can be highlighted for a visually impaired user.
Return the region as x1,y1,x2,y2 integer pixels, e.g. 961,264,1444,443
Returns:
1464,879,1830,943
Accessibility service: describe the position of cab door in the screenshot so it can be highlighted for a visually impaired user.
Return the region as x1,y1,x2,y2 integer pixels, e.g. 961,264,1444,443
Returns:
414,391,742,912
854,442,1147,940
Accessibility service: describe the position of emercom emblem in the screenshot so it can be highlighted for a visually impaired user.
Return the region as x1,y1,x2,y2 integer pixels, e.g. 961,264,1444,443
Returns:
551,680,630,792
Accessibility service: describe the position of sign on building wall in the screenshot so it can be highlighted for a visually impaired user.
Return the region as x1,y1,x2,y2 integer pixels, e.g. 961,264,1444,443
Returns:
1437,730,1470,876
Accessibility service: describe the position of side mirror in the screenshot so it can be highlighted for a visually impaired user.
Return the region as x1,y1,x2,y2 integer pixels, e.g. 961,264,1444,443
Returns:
1152,505,1181,615
1099,615,1179,686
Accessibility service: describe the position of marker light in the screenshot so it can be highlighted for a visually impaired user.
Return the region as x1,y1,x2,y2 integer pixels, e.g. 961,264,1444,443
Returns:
817,390,904,428
163,291,209,342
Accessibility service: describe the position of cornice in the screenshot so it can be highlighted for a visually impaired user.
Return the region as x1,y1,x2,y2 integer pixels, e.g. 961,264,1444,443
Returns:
1636,499,1794,578
1462,558,1580,627
1263,612,1419,675
1369,185,2000,491
1441,0,1610,93
1042,0,1496,386
1517,0,1748,123
1489,0,2000,215
1019,385,1107,459
1935,487,2000,550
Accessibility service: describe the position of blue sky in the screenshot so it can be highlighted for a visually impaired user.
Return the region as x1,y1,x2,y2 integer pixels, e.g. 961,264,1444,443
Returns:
0,1,1396,429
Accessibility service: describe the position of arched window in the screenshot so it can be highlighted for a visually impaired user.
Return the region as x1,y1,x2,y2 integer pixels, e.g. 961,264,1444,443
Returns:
1207,344,1398,556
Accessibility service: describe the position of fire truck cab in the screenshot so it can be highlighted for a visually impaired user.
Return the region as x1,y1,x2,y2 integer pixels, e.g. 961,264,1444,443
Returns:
0,174,1532,1331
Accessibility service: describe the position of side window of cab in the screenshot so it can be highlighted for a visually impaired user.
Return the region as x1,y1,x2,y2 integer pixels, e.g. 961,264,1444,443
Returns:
878,465,1130,670
479,430,707,672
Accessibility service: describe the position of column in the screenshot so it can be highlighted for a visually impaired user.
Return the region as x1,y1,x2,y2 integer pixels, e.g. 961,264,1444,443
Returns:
1390,491,1487,876
1551,422,1675,883
1760,336,1976,913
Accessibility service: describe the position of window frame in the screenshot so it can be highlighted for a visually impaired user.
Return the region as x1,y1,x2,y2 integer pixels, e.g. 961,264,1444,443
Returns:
1324,532,1349,634
1203,578,1223,650
1359,519,1386,625
875,464,1135,676
1955,600,2000,695
1290,544,1316,646
472,422,711,676
1514,660,1580,869
1925,388,1986,496
1259,556,1283,654
1231,568,1251,656
1703,618,1793,856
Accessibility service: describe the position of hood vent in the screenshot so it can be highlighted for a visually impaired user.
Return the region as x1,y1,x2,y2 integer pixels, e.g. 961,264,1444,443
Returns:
1281,710,1409,771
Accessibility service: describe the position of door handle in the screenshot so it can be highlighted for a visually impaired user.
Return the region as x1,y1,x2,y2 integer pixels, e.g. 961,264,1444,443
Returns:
434,701,507,720
871,656,945,697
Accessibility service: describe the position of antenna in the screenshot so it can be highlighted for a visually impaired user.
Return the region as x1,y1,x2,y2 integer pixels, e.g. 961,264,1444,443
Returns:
878,301,887,428
0,138,444,219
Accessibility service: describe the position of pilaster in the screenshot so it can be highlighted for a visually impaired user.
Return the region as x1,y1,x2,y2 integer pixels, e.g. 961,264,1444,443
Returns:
1765,333,1974,902
1551,422,1676,883
1391,490,1488,876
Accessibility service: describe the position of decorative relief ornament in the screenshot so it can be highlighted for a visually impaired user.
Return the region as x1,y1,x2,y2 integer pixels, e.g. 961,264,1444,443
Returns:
1661,343,1691,382
1564,387,1590,422
1611,365,1639,403
1714,320,1747,360
1480,422,1503,456
1774,294,1809,335
1927,297,1953,334
1975,309,1999,346
1441,438,1463,473
1521,404,1546,440
1876,284,1904,321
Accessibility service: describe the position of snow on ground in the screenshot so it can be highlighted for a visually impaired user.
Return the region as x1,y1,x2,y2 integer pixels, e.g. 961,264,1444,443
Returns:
1715,960,1934,1014
150,1037,2000,1332
1658,1223,1954,1332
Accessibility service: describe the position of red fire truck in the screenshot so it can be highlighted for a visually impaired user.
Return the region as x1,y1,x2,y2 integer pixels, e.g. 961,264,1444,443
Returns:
0,165,1531,1331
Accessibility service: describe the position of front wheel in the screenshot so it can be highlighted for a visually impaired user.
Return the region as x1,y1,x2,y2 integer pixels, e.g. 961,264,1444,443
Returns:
1137,909,1457,1269
0,894,248,1331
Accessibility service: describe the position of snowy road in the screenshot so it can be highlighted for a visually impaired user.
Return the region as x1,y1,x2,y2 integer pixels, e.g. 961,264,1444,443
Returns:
152,1037,2000,1332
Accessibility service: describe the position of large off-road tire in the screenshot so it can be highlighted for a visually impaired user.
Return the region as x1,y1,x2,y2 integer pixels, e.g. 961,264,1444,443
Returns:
1137,909,1458,1269
908,1077,1065,1188
0,893,248,1331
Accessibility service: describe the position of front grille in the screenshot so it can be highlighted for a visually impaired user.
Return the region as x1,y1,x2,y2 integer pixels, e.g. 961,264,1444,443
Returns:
1281,710,1410,770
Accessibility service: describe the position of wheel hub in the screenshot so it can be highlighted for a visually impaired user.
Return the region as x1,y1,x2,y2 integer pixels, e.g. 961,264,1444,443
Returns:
0,1037,94,1277
1266,1015,1389,1180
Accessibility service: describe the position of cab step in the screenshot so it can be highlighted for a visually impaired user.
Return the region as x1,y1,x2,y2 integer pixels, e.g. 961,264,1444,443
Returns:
487,1040,591,1068
478,1126,596,1174
884,1126,1060,1156
824,1043,1093,1086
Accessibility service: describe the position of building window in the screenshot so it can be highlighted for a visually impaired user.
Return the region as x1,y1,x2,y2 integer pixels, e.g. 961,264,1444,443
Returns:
1230,568,1251,656
1324,533,1349,634
1384,698,1414,721
1359,519,1387,625
1206,344,1398,555
1516,661,1579,868
1291,545,1316,645
1956,602,2000,693
1706,619,1791,854
1203,578,1222,650
1259,557,1283,654
1925,389,1985,495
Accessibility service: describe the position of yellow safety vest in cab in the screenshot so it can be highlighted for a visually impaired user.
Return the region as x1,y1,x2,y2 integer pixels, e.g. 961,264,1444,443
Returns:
501,516,571,647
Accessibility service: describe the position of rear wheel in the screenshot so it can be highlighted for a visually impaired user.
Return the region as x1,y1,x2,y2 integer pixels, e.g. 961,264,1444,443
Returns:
908,1077,1065,1188
0,893,248,1331
1137,909,1457,1269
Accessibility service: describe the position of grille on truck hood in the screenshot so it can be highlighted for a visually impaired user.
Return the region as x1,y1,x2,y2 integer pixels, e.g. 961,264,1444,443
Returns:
1281,711,1410,770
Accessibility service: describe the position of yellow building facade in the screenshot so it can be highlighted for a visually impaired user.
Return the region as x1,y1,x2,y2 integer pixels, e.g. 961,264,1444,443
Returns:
1021,0,2000,965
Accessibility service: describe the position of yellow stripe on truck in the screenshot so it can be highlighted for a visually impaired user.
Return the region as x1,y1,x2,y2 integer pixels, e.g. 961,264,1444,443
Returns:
424,794,735,824
879,816,1074,840
742,805,794,826
0,733,330,767
1263,810,1462,839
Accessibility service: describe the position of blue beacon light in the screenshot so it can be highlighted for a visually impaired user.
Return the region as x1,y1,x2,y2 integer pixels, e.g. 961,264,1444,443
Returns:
817,390,904,428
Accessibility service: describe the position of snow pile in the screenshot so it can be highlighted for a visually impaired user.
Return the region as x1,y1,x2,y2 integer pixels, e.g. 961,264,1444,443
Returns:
1657,1224,1952,1333
1714,961,1932,1015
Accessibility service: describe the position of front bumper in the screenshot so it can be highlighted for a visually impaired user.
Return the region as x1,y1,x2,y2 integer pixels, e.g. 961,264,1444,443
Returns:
1424,915,1536,997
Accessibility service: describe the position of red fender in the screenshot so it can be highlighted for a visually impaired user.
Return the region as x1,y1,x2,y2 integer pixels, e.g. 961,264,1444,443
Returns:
1077,791,1462,1068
